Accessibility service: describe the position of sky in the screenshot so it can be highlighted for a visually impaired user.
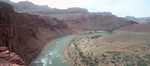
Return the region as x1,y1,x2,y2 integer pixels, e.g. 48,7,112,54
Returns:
11,0,150,17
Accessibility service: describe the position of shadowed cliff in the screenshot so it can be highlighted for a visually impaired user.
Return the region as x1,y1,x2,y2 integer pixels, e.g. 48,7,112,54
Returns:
0,2,71,65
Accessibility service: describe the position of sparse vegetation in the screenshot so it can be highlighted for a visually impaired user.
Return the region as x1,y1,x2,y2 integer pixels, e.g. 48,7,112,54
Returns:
143,54,150,60
64,32,150,66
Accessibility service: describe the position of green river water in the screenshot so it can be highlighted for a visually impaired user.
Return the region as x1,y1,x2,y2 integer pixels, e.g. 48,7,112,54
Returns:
30,32,110,66
31,35,74,66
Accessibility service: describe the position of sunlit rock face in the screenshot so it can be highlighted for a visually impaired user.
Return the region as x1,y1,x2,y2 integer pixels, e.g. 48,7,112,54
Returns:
0,1,71,65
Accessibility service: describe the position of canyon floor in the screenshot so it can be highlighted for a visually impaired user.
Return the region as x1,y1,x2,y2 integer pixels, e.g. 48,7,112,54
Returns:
64,31,150,66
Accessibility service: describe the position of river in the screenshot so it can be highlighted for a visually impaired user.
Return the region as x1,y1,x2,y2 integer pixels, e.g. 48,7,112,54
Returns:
30,35,74,66
30,31,110,66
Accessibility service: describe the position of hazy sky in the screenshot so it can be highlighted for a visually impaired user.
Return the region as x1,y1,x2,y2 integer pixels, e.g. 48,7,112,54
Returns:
11,0,150,17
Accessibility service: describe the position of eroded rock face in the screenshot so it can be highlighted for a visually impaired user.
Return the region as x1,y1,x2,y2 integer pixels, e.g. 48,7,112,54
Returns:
0,2,71,65
0,47,25,65
3,0,137,32
62,14,137,32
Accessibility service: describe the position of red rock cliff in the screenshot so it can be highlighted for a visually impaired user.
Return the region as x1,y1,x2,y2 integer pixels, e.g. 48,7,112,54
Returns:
0,2,71,65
